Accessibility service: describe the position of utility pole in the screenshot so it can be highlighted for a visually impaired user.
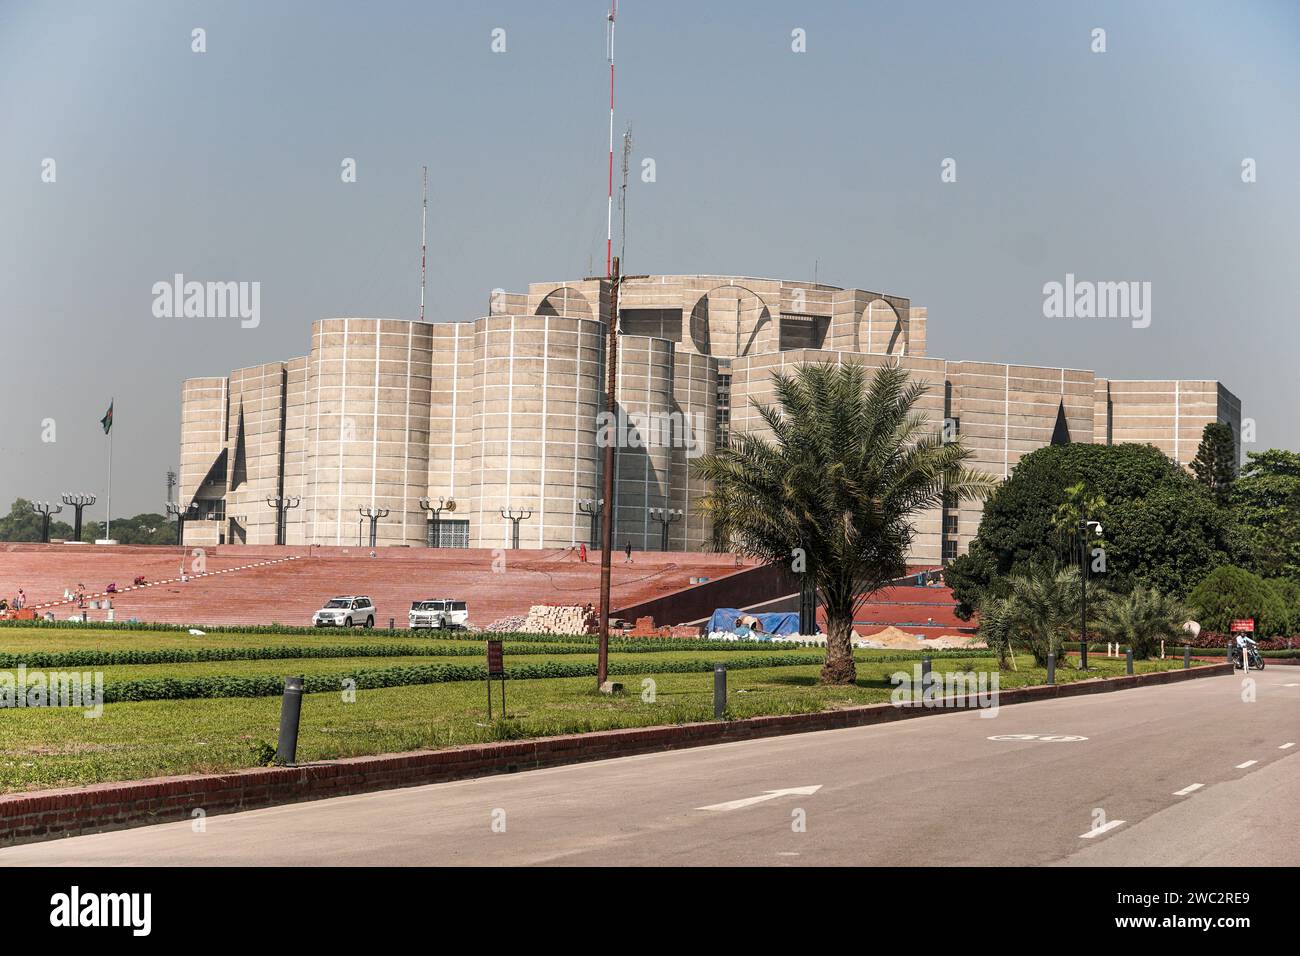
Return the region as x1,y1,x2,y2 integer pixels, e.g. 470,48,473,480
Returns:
598,256,620,688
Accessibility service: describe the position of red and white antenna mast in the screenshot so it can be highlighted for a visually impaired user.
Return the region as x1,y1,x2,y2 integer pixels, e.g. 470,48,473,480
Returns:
605,1,617,277
419,165,428,322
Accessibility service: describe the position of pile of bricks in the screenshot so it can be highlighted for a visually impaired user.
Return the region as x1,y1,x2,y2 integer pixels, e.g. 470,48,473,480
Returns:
629,615,702,639
520,604,598,636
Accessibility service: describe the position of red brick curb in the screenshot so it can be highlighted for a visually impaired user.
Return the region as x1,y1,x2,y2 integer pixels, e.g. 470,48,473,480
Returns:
0,662,1231,847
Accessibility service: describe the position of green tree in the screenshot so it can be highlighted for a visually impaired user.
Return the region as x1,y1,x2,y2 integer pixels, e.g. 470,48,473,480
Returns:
0,498,74,542
975,594,1016,669
692,361,997,684
1050,481,1106,565
1003,566,1081,667
1189,422,1238,504
1186,565,1289,637
946,443,1239,617
1096,586,1190,659
82,513,175,545
1231,449,1300,580
1267,577,1300,637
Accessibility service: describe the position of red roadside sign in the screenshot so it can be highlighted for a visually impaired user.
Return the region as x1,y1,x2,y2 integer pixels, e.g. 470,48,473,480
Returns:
1231,619,1255,633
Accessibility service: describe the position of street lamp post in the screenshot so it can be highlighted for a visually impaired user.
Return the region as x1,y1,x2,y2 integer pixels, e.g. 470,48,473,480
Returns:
265,496,301,546
1078,518,1103,669
30,501,63,543
60,493,96,542
358,507,389,549
500,506,533,550
647,506,683,551
577,498,604,549
164,501,197,545
419,496,456,548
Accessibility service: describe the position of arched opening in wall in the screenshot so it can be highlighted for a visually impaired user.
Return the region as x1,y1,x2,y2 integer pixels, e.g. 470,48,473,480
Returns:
537,287,594,320
687,285,775,358
858,299,905,355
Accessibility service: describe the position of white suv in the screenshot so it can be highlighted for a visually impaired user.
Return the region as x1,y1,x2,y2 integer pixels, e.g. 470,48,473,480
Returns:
409,599,469,630
313,596,376,628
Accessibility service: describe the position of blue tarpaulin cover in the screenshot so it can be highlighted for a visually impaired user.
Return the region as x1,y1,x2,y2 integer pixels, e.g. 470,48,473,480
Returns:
707,608,801,637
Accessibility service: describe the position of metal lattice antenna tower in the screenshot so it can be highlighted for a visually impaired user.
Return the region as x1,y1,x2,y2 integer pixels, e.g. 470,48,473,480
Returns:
619,124,633,265
419,165,428,323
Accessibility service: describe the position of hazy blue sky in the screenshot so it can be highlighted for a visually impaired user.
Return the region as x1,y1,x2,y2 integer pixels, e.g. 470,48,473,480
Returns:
3,0,1298,520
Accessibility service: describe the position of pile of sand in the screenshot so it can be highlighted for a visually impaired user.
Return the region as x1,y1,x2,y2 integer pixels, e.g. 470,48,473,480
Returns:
858,625,982,650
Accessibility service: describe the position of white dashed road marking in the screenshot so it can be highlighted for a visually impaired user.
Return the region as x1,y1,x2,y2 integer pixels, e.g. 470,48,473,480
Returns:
1280,742,1296,750
1172,783,1203,796
1079,820,1126,839
1235,760,1258,769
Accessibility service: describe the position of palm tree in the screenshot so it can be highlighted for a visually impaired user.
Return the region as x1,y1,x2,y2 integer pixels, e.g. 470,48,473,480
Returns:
1050,482,1106,565
1096,586,1189,659
1004,566,1082,666
976,594,1017,670
691,361,997,684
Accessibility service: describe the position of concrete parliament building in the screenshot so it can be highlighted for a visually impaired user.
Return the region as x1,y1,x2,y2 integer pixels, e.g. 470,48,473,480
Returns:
178,273,1241,562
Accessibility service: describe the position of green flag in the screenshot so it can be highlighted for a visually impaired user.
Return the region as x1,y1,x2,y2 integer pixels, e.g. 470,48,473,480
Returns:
100,400,113,435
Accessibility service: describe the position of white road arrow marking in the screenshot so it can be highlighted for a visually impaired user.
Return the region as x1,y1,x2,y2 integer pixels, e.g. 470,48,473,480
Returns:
1172,783,1203,796
1079,820,1126,839
696,786,821,812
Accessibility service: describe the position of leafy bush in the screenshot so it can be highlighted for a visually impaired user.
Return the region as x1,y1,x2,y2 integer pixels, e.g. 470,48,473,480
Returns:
1186,566,1289,637
1095,586,1190,660
95,654,832,703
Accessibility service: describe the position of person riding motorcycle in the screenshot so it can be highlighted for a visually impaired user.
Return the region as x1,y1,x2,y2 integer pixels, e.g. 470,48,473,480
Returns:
1233,631,1262,669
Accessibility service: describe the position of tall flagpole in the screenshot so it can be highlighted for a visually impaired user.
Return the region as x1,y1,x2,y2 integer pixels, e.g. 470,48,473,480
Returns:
106,403,113,541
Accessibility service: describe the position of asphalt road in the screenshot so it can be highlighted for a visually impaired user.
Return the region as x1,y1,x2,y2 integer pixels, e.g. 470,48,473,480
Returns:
4,667,1298,866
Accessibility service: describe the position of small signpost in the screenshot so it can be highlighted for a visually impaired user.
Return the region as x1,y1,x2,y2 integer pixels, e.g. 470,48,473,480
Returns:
486,639,506,719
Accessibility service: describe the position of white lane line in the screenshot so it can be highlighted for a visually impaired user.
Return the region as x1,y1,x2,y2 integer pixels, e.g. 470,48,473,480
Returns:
1235,760,1258,769
696,785,821,812
1172,783,1203,796
1279,742,1295,750
1283,683,1300,688
1079,820,1126,839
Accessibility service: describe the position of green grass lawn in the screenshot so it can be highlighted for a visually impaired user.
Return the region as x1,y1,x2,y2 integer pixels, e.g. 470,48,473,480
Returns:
0,621,1190,793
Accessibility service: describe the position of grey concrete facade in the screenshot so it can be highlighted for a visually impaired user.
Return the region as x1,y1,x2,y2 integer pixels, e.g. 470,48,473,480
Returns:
179,273,1241,562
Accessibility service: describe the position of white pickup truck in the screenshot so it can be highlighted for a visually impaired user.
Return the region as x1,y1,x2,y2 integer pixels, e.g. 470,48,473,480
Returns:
409,599,469,630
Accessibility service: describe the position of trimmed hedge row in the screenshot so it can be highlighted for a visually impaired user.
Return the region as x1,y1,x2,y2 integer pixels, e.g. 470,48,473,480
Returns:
0,641,1002,670
97,654,830,703
0,642,608,669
